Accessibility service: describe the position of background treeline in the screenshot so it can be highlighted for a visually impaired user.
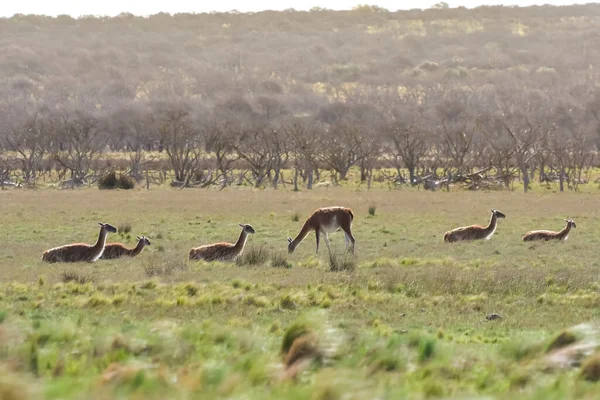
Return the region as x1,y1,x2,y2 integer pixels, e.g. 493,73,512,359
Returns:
1,4,600,191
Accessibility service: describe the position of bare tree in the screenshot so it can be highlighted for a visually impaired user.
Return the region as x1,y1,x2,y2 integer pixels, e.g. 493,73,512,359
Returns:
51,107,108,187
153,100,205,187
283,117,323,190
4,105,50,187
204,121,240,188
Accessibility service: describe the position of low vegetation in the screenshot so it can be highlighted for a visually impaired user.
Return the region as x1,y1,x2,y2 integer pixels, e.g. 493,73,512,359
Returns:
2,186,600,398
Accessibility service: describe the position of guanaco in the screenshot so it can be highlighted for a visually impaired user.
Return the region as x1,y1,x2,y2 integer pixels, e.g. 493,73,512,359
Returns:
189,224,255,261
522,219,576,241
444,209,506,243
101,235,151,259
42,222,117,263
288,207,355,255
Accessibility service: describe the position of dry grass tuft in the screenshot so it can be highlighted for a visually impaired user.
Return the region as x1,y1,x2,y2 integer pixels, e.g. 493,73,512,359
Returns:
61,270,94,284
236,246,269,267
328,253,356,272
271,252,292,269
143,258,187,277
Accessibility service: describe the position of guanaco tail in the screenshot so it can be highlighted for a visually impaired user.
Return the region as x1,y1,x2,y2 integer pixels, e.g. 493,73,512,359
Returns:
189,224,255,262
288,206,355,255
522,219,576,242
101,235,151,259
42,222,117,263
444,209,506,243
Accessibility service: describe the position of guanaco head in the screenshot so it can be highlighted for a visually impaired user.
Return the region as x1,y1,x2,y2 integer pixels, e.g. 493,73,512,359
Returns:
287,237,296,253
564,219,576,228
491,210,506,219
136,236,152,246
98,222,118,233
239,224,256,234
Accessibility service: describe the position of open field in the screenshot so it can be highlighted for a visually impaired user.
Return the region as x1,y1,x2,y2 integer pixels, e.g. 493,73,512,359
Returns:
2,186,600,399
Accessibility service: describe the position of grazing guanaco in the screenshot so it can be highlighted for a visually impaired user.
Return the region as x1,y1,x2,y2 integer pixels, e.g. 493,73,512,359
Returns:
522,219,576,242
444,209,506,243
101,236,151,260
189,224,255,262
288,206,355,255
42,222,117,263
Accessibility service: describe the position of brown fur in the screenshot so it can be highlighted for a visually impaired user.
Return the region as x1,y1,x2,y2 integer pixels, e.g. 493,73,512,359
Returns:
189,224,255,261
444,210,506,243
288,206,355,255
101,236,151,259
281,333,321,381
42,223,117,263
523,219,576,242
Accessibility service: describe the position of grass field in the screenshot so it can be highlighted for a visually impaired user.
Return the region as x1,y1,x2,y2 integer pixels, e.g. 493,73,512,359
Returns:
2,185,600,399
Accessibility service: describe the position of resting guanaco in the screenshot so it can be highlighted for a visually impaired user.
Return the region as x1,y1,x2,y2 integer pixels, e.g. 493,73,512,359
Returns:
42,222,117,263
189,224,255,261
522,219,576,241
444,209,506,243
101,235,151,259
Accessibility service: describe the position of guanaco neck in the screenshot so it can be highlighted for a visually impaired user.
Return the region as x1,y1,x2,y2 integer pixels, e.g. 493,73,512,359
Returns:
128,240,147,256
484,213,498,234
290,220,313,250
557,222,573,239
233,229,250,252
92,227,108,254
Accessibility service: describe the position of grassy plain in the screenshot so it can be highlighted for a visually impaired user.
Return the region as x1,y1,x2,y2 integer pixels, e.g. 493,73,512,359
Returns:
2,184,600,399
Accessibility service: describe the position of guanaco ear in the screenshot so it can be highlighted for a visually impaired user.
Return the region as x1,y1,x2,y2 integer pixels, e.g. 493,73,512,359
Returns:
287,237,293,244
136,236,141,240
239,224,244,228
98,222,103,227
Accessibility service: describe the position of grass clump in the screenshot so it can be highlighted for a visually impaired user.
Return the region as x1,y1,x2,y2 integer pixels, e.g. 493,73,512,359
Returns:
61,270,94,284
143,258,186,277
368,205,376,217
291,212,300,222
98,171,136,190
184,283,199,296
418,336,437,362
546,330,578,353
236,246,269,266
328,253,356,272
271,253,292,269
118,222,132,235
87,295,110,307
279,295,296,310
500,339,544,361
580,353,600,382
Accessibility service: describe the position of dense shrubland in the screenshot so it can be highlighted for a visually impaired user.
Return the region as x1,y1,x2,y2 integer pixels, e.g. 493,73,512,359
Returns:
1,4,600,191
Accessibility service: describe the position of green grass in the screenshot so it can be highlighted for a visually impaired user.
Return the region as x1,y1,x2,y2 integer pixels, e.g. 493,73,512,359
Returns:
2,187,600,398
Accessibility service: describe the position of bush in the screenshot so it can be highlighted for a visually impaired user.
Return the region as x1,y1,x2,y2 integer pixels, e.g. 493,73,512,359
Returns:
98,171,135,190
